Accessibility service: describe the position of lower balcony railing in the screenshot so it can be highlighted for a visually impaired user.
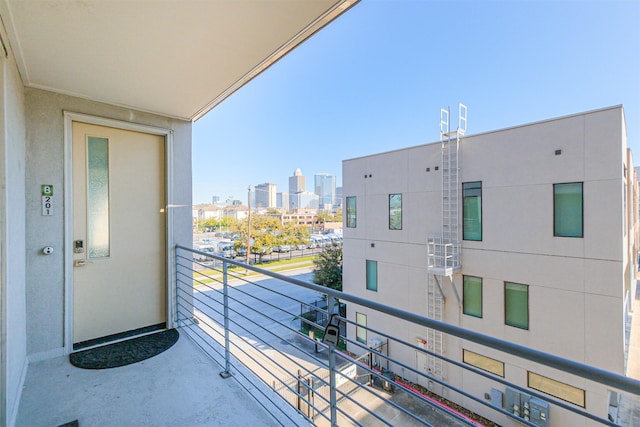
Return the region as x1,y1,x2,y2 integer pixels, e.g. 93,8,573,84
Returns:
175,245,640,427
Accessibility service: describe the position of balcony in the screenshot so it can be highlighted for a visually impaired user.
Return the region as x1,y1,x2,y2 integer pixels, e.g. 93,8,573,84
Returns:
427,236,461,277
17,246,640,426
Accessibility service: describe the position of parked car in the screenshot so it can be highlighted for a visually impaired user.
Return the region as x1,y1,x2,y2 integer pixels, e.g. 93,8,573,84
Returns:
276,245,292,252
218,243,236,258
329,235,343,246
194,245,215,261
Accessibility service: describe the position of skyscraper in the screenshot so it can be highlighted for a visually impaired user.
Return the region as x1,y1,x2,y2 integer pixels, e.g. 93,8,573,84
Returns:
314,173,336,210
277,192,289,210
254,183,276,208
288,168,306,211
289,168,305,193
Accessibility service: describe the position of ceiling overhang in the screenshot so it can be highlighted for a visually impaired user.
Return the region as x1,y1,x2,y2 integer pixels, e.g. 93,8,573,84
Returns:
0,0,357,121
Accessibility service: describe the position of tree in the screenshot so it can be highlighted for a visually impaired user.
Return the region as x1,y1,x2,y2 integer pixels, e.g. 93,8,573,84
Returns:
312,246,342,291
278,223,310,248
231,214,280,263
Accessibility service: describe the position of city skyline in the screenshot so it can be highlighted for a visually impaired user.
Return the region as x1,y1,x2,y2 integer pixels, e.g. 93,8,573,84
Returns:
192,1,639,204
203,167,341,207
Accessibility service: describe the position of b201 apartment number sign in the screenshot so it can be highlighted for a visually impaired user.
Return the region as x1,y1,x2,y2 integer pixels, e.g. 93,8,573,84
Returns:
41,184,53,216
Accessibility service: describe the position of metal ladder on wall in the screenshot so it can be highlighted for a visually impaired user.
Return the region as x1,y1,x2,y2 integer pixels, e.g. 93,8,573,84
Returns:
426,104,466,382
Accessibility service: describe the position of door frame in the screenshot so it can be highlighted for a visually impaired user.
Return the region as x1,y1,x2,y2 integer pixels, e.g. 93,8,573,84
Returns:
63,112,175,355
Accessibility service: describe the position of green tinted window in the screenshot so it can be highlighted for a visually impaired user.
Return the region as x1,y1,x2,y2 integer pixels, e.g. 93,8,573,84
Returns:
505,282,528,329
463,182,482,241
463,276,483,318
554,183,583,237
356,312,367,344
366,260,377,291
346,196,357,228
389,193,402,230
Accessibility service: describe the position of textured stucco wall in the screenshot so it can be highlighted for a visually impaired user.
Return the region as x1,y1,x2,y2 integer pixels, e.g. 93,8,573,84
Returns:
25,88,192,357
1,33,28,427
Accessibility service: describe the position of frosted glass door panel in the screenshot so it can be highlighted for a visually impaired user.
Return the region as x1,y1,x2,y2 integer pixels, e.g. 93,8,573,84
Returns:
87,136,110,258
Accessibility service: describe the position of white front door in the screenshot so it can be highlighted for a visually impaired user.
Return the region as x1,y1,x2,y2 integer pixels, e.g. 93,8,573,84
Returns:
72,122,166,347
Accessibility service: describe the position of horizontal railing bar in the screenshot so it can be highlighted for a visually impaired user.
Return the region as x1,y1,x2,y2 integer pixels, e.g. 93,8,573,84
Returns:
179,260,328,324
180,288,332,398
222,281,322,325
176,246,636,425
181,320,225,365
177,291,225,324
181,327,300,427
180,314,310,426
176,245,640,396
335,349,481,427
218,292,330,368
224,320,330,392
177,268,223,288
211,328,332,423
334,374,442,427
340,321,615,425
177,253,224,273
303,339,459,426
178,300,333,402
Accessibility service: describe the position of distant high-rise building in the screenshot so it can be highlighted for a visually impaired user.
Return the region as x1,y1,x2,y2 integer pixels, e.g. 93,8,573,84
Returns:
314,173,336,210
289,168,305,193
212,195,220,204
277,192,289,209
297,191,319,210
289,168,306,211
335,186,343,207
225,196,242,206
254,183,277,208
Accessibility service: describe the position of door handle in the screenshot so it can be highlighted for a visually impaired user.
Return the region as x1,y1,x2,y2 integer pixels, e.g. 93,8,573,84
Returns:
74,259,88,267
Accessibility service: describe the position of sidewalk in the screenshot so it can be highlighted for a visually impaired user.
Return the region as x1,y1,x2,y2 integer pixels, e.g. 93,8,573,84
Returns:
627,281,640,380
617,280,640,425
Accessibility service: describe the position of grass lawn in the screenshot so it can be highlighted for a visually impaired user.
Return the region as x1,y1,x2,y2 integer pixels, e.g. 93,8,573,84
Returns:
193,255,316,284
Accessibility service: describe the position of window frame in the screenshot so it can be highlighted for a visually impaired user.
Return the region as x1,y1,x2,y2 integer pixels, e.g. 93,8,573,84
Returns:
504,281,529,330
389,193,402,230
346,196,357,228
462,181,482,241
553,182,583,238
528,371,586,407
463,275,483,318
463,349,505,377
366,260,378,292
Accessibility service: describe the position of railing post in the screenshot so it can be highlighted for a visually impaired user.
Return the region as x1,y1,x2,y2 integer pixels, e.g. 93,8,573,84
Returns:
326,296,338,426
328,344,338,426
220,261,232,378
175,249,181,326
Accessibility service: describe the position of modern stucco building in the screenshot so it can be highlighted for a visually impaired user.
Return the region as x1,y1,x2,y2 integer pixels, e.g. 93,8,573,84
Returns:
342,105,638,426
0,1,358,425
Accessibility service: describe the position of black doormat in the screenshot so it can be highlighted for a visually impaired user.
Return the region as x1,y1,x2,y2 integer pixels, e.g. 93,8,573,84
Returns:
70,329,179,369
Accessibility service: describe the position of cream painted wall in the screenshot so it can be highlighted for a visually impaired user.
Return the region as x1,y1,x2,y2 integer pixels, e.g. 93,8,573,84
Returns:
24,88,192,357
342,106,630,426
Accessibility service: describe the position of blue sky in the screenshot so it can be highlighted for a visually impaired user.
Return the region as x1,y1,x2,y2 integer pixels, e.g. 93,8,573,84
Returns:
192,0,640,204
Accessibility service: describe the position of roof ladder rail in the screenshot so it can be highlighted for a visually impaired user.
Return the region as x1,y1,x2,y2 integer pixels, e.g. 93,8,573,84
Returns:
426,103,467,383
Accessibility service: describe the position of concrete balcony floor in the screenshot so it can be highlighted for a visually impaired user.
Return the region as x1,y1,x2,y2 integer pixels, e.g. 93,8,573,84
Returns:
16,331,280,427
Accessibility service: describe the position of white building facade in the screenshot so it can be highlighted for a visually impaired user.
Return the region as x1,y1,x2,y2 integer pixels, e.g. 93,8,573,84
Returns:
342,106,637,426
